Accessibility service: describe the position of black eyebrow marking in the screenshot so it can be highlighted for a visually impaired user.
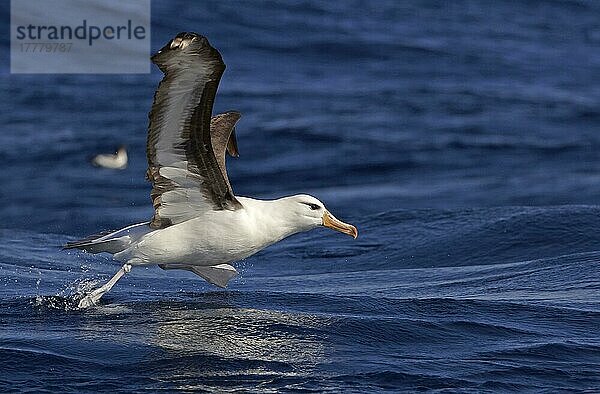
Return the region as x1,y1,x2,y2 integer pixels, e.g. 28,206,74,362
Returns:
301,202,321,210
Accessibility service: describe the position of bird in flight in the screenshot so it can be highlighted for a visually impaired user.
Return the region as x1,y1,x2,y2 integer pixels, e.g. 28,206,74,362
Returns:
91,145,128,170
65,33,358,308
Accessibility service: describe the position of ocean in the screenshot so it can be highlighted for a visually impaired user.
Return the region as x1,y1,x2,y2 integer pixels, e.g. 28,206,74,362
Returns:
1,0,599,392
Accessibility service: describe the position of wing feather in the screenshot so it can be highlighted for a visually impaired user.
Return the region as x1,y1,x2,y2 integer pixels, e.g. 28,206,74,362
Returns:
146,33,242,229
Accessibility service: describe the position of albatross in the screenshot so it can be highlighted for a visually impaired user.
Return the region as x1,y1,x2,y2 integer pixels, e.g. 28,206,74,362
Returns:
91,145,128,170
65,33,358,308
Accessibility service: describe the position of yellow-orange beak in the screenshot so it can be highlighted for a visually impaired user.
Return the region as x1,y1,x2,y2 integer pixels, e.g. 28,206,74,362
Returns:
322,211,358,239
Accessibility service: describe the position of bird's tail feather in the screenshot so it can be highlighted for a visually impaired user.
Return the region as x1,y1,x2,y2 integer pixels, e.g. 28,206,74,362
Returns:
63,222,151,254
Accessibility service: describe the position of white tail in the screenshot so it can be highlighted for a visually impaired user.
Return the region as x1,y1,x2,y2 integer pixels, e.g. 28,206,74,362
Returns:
63,222,151,254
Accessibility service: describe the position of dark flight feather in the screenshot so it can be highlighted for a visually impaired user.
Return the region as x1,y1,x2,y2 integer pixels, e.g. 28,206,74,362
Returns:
146,32,243,229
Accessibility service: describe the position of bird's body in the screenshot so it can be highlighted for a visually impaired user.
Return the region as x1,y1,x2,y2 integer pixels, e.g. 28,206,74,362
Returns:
66,33,357,308
116,196,310,267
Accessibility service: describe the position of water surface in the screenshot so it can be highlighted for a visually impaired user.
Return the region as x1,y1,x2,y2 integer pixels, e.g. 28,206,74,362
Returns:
1,0,600,392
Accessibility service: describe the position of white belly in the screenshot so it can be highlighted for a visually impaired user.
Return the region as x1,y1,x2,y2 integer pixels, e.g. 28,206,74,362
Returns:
116,208,274,266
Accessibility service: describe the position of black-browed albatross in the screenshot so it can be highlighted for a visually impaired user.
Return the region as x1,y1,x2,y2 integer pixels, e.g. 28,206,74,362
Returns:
65,32,358,308
91,145,128,169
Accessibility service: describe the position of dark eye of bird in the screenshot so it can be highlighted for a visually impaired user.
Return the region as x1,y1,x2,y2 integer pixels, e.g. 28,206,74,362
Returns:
304,203,320,210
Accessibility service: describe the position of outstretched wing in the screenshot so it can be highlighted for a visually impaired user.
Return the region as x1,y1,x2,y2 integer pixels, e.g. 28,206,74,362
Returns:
146,32,242,229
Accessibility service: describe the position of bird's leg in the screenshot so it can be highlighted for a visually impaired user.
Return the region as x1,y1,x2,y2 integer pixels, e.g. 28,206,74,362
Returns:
78,263,132,309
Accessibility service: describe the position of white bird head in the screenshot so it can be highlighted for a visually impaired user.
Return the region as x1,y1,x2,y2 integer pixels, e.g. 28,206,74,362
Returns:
284,194,358,238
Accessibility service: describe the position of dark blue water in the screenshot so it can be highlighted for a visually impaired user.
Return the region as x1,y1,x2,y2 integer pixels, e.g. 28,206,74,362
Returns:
2,0,600,392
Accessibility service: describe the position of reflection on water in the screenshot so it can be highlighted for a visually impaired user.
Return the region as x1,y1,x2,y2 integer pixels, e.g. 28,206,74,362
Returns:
70,294,329,389
151,303,327,369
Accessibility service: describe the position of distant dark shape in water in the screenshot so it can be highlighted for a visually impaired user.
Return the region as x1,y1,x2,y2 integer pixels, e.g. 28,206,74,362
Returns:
91,145,128,170
64,32,358,309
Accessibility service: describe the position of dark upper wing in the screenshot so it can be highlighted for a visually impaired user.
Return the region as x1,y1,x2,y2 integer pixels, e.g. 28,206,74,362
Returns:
146,32,242,229
210,111,241,189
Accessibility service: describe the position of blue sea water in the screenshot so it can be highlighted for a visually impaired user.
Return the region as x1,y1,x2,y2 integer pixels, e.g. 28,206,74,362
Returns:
1,0,600,392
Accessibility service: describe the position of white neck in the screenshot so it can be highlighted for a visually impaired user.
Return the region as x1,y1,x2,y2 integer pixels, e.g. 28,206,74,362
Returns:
237,196,314,247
